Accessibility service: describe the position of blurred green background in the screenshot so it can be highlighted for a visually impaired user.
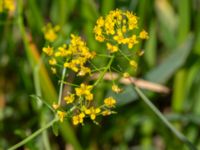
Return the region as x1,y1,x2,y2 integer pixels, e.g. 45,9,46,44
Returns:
1,0,200,149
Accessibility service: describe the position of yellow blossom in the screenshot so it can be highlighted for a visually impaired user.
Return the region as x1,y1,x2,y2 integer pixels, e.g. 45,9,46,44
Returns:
123,72,130,78
106,43,118,53
136,50,145,56
104,97,116,107
64,62,79,72
102,110,112,116
112,84,122,93
96,16,105,27
52,102,59,109
78,66,91,76
139,30,149,39
43,23,60,42
72,113,85,125
0,0,15,13
57,111,66,122
85,107,101,120
75,83,93,101
51,67,57,74
94,9,148,51
49,58,57,65
129,60,138,69
64,94,75,104
42,46,53,56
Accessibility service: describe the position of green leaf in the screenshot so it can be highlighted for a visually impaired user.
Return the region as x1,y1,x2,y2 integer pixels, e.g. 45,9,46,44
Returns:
145,35,194,84
52,122,59,136
30,95,54,112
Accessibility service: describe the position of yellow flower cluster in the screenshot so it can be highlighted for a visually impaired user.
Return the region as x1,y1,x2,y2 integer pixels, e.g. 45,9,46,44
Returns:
63,34,96,75
0,0,15,13
94,9,148,53
42,9,148,126
54,81,117,125
57,82,117,125
42,23,60,42
43,34,95,75
75,83,93,101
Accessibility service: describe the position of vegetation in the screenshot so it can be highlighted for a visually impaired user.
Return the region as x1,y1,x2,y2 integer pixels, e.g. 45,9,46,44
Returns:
0,0,200,149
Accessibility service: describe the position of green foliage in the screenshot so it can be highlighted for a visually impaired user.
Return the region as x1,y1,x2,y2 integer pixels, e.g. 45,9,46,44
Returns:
0,0,199,149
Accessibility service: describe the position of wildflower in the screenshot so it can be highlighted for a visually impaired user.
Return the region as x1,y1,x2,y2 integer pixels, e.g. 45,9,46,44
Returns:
102,110,112,116
57,111,66,122
136,50,144,56
139,30,149,39
43,23,60,42
112,84,122,93
62,34,94,74
78,66,91,76
64,94,75,104
49,58,57,65
55,44,71,57
75,83,93,101
72,113,85,125
129,60,138,69
104,97,116,107
64,62,79,72
123,72,130,78
0,0,15,13
51,67,57,74
42,46,53,56
52,102,59,109
85,107,101,120
106,43,118,53
94,9,148,51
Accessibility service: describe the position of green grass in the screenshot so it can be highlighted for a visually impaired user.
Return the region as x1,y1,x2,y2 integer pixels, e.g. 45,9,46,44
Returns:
0,0,200,149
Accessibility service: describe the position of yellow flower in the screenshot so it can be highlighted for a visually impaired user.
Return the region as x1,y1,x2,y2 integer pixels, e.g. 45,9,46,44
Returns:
52,102,59,109
55,44,71,57
72,113,85,125
49,58,57,65
106,43,118,53
102,110,112,116
94,9,148,51
139,30,149,39
123,72,130,78
0,0,15,13
42,46,53,56
129,60,138,69
51,67,57,74
43,23,60,42
78,66,91,76
57,111,66,122
64,62,79,72
127,35,138,49
104,97,116,107
112,84,122,93
85,107,101,120
64,94,75,104
75,83,93,101
96,16,105,27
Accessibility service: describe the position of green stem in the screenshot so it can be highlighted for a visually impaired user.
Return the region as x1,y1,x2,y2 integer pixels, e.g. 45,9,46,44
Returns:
134,86,197,150
40,110,51,150
8,118,58,150
93,56,114,86
58,68,66,105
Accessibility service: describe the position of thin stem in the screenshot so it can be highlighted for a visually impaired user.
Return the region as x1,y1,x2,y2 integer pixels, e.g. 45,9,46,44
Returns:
93,56,114,87
58,68,66,105
134,86,197,150
41,110,51,150
8,118,58,150
118,49,130,61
